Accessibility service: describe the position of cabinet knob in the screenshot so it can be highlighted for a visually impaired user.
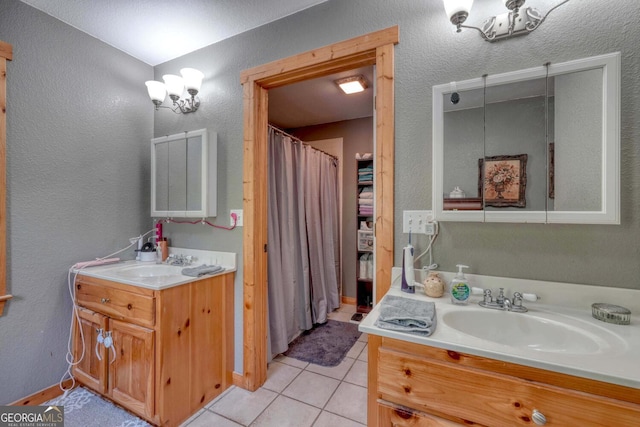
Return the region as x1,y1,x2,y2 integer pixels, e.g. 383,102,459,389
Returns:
532,409,547,425
101,298,110,304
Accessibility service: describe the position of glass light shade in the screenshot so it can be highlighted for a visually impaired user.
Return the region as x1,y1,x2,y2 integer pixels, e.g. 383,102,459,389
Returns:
180,68,204,92
145,80,166,102
335,76,367,95
162,74,185,97
503,0,525,10
338,80,365,94
443,0,474,19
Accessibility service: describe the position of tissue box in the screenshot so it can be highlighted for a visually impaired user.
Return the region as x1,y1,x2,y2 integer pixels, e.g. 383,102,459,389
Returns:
357,230,374,251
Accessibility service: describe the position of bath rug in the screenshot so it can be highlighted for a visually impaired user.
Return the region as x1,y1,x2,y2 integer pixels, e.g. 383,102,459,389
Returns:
45,386,151,427
283,319,361,367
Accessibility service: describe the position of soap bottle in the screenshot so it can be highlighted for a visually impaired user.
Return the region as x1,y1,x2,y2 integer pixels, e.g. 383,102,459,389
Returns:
450,264,470,305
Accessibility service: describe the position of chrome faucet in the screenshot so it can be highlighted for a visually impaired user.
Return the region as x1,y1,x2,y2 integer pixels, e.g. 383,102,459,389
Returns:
166,254,195,266
478,288,536,313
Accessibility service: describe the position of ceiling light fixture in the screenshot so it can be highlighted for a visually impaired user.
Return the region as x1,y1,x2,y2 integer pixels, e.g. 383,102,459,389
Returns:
335,75,368,94
145,68,204,114
443,0,570,42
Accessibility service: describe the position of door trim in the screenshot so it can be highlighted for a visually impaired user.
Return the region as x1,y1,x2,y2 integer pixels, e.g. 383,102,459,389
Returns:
240,26,398,391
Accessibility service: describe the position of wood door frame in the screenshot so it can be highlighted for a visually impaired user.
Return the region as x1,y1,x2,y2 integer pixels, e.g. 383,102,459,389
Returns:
240,26,398,391
0,40,12,316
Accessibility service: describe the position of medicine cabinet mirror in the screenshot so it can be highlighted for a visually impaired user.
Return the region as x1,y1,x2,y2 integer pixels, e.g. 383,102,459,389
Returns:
433,52,620,224
151,129,217,218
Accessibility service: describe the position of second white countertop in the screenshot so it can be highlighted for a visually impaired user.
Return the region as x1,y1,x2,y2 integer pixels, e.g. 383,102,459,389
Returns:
359,271,640,390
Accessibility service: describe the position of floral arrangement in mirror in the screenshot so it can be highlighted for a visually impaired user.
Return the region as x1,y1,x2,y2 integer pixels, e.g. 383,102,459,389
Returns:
478,154,527,208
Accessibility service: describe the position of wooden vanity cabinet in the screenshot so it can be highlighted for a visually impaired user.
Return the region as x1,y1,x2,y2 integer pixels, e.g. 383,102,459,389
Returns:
368,335,640,427
72,273,234,426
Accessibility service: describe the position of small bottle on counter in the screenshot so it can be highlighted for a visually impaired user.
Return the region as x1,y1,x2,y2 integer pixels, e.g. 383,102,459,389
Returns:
157,238,169,262
450,264,470,305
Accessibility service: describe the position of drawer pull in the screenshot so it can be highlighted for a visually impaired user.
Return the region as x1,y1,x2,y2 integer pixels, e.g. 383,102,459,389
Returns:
101,298,111,304
532,409,547,425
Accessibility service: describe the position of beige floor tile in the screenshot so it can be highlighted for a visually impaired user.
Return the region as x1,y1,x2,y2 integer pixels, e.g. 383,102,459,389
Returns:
186,410,243,427
343,360,368,387
262,361,302,393
274,354,309,370
250,395,320,427
327,311,353,322
324,382,367,425
179,409,205,426
209,386,277,426
358,332,368,342
357,344,368,362
282,371,340,408
305,355,355,380
345,341,366,359
336,304,357,314
312,411,366,427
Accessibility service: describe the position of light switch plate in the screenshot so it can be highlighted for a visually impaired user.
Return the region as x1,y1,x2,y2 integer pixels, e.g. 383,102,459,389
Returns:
402,210,433,234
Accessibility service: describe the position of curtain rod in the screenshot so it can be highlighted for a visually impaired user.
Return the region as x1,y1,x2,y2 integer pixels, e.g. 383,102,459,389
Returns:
268,124,338,161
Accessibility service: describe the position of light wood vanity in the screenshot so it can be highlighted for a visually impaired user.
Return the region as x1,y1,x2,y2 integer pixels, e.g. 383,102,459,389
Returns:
362,274,640,427
368,335,640,426
72,271,234,426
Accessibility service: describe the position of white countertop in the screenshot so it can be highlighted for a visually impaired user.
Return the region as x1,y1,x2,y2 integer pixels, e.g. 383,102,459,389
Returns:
74,248,236,290
360,269,640,390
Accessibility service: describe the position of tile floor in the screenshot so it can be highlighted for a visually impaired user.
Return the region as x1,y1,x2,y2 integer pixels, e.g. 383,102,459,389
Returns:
180,305,368,427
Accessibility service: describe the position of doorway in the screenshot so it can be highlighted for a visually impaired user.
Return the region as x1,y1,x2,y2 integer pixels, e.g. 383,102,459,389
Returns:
240,26,398,391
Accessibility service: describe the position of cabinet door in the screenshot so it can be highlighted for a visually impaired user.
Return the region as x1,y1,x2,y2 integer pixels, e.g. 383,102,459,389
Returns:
108,318,155,420
72,307,108,394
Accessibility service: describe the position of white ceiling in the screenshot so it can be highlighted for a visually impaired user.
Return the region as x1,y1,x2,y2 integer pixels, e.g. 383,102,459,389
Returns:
19,0,373,129
20,0,330,66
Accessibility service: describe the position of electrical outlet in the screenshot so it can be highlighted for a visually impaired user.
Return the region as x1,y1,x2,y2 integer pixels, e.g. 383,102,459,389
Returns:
403,210,434,234
230,209,243,227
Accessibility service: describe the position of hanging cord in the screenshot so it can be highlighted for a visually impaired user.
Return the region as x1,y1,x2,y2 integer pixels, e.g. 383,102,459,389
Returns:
161,214,238,231
59,228,155,396
413,229,439,271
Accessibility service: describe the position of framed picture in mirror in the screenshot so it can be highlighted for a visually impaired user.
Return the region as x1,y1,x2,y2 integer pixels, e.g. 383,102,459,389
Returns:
479,154,527,208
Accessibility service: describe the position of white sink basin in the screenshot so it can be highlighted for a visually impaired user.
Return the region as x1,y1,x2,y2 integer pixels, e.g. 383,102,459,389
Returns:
115,264,184,279
441,309,625,355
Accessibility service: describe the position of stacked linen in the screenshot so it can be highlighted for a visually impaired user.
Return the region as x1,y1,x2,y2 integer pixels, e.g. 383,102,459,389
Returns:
358,165,373,183
374,295,437,337
359,186,373,216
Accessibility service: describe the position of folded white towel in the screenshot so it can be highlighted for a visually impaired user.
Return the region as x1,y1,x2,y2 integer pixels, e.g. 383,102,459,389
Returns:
375,295,437,337
181,264,224,277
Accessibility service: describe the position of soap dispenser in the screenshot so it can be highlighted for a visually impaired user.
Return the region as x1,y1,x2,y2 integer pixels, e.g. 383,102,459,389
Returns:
450,264,470,305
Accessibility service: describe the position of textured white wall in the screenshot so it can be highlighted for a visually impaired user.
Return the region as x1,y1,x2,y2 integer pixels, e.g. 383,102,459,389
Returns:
2,0,639,394
152,0,640,374
0,1,153,404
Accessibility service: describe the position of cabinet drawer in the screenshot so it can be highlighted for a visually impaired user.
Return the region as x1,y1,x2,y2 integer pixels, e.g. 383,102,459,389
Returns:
76,281,155,328
377,400,462,427
378,346,640,426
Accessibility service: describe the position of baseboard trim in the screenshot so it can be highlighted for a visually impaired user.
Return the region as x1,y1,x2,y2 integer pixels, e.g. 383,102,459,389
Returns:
232,371,245,389
10,379,75,406
342,296,356,305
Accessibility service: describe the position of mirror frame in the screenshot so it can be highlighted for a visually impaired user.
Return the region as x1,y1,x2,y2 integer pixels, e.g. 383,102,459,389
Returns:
151,128,217,218
433,52,620,224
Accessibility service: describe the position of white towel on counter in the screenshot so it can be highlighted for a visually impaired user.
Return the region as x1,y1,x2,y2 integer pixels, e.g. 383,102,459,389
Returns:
374,295,437,336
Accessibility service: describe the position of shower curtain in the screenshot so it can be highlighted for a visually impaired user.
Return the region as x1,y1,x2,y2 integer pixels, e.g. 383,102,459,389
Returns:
267,127,340,357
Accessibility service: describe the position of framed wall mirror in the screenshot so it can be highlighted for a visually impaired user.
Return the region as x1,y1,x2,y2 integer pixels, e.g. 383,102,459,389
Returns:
433,52,620,224
151,129,217,218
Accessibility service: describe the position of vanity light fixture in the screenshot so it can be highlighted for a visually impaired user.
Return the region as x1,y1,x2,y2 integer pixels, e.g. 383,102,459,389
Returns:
145,68,204,114
442,0,570,42
335,75,368,94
